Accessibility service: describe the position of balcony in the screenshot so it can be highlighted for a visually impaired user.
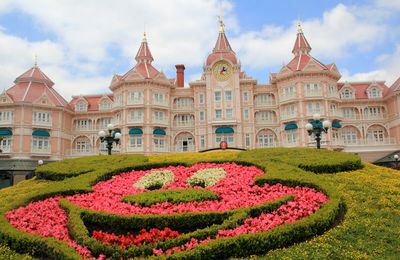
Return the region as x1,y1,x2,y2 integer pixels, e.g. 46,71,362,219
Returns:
280,113,297,120
112,102,123,109
127,146,144,152
154,119,169,126
153,101,169,108
127,99,144,105
327,92,340,98
175,121,194,128
32,120,52,128
304,90,322,97
329,111,343,118
255,101,276,107
153,146,168,153
279,94,296,102
255,119,277,125
363,114,387,120
331,138,396,146
0,119,13,126
127,118,144,124
306,110,325,117
75,126,93,132
31,147,51,155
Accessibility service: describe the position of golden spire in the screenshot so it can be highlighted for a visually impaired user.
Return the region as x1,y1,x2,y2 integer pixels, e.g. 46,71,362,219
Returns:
219,15,225,33
34,54,38,67
297,17,302,33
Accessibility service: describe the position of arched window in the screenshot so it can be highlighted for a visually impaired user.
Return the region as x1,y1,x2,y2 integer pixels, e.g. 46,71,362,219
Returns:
100,99,111,110
75,101,87,112
369,88,381,98
75,137,91,153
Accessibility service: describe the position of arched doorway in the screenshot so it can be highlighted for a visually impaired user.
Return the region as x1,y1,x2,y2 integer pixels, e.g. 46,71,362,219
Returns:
256,129,277,148
174,132,195,152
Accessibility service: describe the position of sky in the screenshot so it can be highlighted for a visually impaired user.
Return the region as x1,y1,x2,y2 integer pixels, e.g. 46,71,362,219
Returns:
0,0,400,100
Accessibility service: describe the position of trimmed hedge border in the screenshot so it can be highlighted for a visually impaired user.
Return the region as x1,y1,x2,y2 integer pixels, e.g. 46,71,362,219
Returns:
0,149,356,259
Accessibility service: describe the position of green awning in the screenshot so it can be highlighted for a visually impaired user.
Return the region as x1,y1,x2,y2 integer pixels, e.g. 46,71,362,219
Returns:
32,130,50,137
153,129,166,135
332,121,342,128
215,127,234,133
0,129,12,136
284,123,298,131
311,121,323,127
129,128,143,135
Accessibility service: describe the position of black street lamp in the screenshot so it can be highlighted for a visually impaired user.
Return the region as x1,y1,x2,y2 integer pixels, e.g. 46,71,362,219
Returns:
393,154,399,169
305,113,331,149
98,124,121,155
0,136,3,153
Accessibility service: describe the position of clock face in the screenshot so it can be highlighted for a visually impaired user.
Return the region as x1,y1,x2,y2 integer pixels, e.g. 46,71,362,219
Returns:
212,61,232,81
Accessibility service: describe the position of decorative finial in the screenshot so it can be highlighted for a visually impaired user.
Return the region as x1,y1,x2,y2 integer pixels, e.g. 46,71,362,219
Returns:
297,17,302,33
143,31,147,42
34,54,38,67
219,15,225,33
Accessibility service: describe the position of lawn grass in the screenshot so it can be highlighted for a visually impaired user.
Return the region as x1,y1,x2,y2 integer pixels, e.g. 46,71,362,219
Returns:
0,149,399,259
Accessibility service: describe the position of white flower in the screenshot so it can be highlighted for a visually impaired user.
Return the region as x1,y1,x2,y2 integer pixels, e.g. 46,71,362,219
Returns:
187,168,226,188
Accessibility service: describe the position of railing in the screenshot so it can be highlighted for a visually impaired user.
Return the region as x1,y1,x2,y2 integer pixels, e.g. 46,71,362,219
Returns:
0,119,13,125
0,146,11,153
327,92,340,98
306,110,325,117
127,146,144,152
363,114,387,120
175,121,194,127
127,118,144,124
154,119,169,125
280,113,297,120
304,90,322,97
256,143,278,148
329,111,343,118
112,102,123,108
153,101,169,107
127,99,144,105
153,146,168,152
75,126,93,131
255,101,275,107
281,141,299,147
174,145,195,152
279,94,295,102
31,147,51,154
173,105,194,111
255,119,277,125
32,120,52,127
342,115,357,120
331,138,396,146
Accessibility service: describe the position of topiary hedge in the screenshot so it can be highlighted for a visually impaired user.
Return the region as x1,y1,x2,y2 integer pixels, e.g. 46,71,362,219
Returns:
0,149,361,259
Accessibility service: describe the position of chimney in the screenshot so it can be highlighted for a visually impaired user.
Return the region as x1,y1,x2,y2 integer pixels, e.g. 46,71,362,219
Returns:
175,64,185,88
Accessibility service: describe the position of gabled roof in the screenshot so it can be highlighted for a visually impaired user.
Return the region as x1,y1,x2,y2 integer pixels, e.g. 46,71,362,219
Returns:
337,81,391,99
69,94,114,111
390,77,400,91
292,24,312,55
206,17,238,66
5,65,68,107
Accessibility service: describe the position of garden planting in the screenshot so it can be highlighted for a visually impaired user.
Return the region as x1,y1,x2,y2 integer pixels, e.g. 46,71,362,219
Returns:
1,149,399,259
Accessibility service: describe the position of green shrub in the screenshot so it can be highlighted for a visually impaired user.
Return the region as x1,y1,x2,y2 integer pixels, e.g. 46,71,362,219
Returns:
122,189,219,207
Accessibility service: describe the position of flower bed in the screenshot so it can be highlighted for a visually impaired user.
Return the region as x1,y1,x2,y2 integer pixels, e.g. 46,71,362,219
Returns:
5,162,334,259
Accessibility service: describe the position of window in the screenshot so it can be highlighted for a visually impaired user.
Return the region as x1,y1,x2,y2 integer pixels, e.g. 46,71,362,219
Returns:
331,129,340,144
245,133,250,147
286,129,298,144
284,105,296,117
176,115,193,126
214,91,221,101
129,110,143,121
307,102,321,115
99,117,112,128
330,103,337,113
100,100,111,110
342,129,357,144
328,84,337,95
176,98,193,108
129,135,143,148
199,111,205,121
343,108,356,119
367,107,382,118
369,88,381,98
154,135,165,149
33,112,51,124
305,83,321,95
115,94,122,106
283,86,294,97
154,93,166,104
216,133,234,145
225,91,232,101
215,109,222,119
75,138,91,153
257,111,273,121
76,102,87,111
129,91,143,103
200,135,205,148
32,136,50,151
367,129,384,143
243,91,249,101
76,119,91,130
258,133,275,148
154,111,165,121
256,94,274,105
244,109,249,120
0,111,13,123
226,109,233,119
199,93,204,104
341,89,353,99
0,135,11,152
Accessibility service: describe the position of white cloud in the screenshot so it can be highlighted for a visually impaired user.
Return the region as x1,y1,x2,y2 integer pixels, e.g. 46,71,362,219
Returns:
231,4,388,70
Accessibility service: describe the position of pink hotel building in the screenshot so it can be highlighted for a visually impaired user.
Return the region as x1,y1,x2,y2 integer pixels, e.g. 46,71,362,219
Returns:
1,20,400,184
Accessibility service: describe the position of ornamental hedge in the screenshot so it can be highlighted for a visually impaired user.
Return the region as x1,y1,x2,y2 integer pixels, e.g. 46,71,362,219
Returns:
1,148,399,259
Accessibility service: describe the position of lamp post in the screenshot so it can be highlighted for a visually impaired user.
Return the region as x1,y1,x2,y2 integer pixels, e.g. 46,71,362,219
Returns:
98,124,121,155
305,113,331,149
0,136,3,153
394,154,399,169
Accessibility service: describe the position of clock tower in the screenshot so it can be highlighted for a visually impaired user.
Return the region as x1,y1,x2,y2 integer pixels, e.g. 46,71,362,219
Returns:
192,16,251,150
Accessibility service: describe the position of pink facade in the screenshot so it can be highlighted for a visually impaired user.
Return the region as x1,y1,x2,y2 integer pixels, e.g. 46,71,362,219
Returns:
1,21,400,163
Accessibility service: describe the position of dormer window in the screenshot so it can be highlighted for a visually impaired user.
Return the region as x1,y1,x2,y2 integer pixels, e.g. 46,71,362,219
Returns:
76,102,87,112
340,89,353,99
100,99,111,110
368,87,381,98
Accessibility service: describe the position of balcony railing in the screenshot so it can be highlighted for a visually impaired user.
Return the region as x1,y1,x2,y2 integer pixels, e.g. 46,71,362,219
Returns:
127,118,144,124
31,147,51,154
173,105,194,111
0,119,13,125
331,138,396,146
363,114,387,120
127,99,144,105
280,113,297,120
0,145,11,153
153,101,169,107
153,146,168,152
327,92,340,98
279,94,296,102
255,101,275,107
127,146,144,152
175,121,194,127
256,143,277,148
255,119,277,125
32,120,52,127
306,110,325,117
329,111,343,118
75,126,93,131
304,90,322,97
154,119,169,125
